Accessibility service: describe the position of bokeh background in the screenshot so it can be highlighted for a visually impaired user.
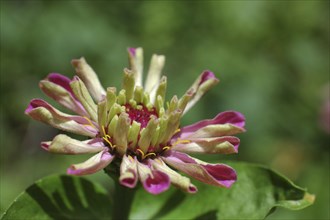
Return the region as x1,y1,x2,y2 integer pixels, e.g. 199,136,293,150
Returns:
1,1,329,219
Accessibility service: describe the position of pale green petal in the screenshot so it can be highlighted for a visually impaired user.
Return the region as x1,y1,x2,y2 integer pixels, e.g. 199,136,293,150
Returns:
187,124,245,138
70,77,98,122
172,137,239,154
152,159,197,193
128,48,144,87
42,134,106,154
145,54,165,99
119,155,138,188
39,80,87,116
71,57,106,102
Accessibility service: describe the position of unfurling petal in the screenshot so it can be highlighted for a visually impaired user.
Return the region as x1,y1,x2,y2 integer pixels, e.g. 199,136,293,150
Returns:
41,134,106,154
151,159,197,193
39,73,88,116
25,99,98,137
70,76,98,122
144,54,165,101
137,161,170,194
183,71,219,114
177,111,245,139
67,150,114,175
172,136,239,154
71,57,106,102
163,151,237,188
128,47,144,87
119,155,138,188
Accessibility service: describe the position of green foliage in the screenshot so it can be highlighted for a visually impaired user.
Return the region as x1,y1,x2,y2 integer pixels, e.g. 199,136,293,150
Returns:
0,1,328,219
1,162,314,220
1,175,112,220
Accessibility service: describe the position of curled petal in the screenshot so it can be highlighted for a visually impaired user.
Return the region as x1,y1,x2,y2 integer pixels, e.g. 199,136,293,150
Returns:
71,57,106,102
128,47,144,87
39,73,88,116
172,136,239,154
67,150,114,176
178,111,245,139
119,155,138,188
70,76,98,122
25,99,98,137
137,161,170,194
41,134,106,154
183,71,219,114
162,151,237,188
151,159,197,193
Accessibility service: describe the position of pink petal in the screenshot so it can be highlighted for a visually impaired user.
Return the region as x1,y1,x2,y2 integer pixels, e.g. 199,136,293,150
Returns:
151,159,197,193
41,135,106,154
39,73,88,116
199,70,217,85
25,99,98,137
137,161,170,194
47,73,75,97
67,150,114,175
119,155,138,188
172,136,240,154
177,111,245,139
128,47,136,56
183,70,219,114
162,151,237,188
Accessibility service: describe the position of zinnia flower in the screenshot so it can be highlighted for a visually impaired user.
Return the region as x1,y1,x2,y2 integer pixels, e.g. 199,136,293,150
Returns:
25,48,245,194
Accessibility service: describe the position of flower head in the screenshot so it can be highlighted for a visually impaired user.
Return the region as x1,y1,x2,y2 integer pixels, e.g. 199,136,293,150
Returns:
25,48,245,194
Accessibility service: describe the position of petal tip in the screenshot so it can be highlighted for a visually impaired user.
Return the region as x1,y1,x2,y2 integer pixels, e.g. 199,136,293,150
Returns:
143,171,170,195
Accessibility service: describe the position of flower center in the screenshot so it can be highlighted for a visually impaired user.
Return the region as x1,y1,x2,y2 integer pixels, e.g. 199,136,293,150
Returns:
124,104,158,128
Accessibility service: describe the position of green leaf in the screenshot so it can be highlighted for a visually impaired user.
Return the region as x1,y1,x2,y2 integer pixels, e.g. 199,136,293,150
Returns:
129,161,315,219
1,162,314,220
1,175,112,220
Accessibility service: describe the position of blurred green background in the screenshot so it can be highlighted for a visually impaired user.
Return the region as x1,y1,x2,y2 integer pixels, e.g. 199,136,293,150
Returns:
1,1,329,219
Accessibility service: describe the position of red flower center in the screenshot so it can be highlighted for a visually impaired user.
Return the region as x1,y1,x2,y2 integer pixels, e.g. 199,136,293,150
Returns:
124,104,158,128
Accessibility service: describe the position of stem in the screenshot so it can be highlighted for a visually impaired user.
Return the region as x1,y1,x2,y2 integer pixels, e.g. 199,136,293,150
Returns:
112,181,136,220
104,163,136,220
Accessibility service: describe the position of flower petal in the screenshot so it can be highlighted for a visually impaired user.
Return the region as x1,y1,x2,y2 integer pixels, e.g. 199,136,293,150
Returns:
178,111,245,139
128,47,144,87
71,57,106,102
183,71,219,114
119,155,138,188
25,99,98,137
41,134,106,154
137,161,170,194
162,151,237,188
144,54,165,101
172,136,239,154
151,159,197,193
39,73,88,116
70,76,98,122
67,150,114,175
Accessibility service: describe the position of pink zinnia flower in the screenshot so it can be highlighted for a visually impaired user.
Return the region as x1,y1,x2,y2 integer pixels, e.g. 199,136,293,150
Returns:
25,48,245,194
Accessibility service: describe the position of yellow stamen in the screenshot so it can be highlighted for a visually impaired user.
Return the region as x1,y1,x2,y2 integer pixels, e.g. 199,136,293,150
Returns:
101,126,115,149
101,125,107,136
136,149,156,160
136,149,145,158
145,152,156,158
162,146,171,151
83,116,96,128
173,138,190,146
102,137,111,146
161,138,190,152
174,128,181,134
